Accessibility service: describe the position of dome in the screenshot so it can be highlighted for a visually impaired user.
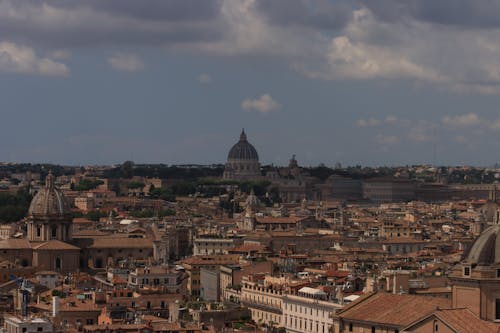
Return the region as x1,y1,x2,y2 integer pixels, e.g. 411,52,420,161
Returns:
228,129,259,161
463,224,500,265
28,172,71,219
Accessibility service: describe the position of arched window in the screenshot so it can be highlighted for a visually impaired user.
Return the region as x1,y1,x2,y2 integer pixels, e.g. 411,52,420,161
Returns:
51,225,57,238
55,257,62,270
36,226,41,237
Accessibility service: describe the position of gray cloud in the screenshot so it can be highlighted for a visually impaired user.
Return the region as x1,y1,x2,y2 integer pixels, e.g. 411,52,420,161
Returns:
362,0,500,28
254,0,353,30
0,0,225,49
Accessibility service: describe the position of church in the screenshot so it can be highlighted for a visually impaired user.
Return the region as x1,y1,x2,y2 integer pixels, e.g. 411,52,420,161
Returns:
223,129,262,180
0,172,155,273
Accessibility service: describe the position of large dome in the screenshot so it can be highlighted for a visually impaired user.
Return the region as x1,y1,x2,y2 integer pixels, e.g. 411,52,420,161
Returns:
463,224,500,265
228,130,259,161
28,172,71,219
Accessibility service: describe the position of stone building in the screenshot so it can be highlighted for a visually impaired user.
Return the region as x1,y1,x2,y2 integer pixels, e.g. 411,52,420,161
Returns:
449,223,500,321
223,129,261,180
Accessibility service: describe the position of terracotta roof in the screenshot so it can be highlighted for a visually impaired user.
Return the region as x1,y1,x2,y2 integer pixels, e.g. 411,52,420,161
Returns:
88,237,153,249
404,308,498,333
33,240,80,251
338,292,451,327
0,238,31,249
256,217,303,224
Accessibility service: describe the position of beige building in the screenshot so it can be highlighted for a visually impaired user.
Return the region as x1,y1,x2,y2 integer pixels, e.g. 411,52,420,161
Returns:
193,237,234,255
283,287,342,333
181,254,240,297
240,275,284,328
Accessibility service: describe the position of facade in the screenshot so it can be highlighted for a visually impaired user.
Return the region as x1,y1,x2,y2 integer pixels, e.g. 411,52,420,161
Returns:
128,267,183,293
200,268,220,301
223,130,261,180
3,315,54,333
449,223,500,321
240,276,284,328
193,237,234,255
362,178,416,203
283,287,342,333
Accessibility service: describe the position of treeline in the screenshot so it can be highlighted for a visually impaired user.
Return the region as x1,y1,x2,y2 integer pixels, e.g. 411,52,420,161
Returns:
0,188,32,222
102,162,224,180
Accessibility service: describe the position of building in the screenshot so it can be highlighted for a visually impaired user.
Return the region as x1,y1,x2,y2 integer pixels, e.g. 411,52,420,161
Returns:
223,129,261,180
3,315,54,333
240,275,284,328
193,237,234,255
283,287,342,333
333,293,450,333
449,223,500,321
362,178,416,203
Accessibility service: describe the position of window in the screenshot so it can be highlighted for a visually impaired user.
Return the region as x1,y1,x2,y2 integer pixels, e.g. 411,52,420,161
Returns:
496,269,500,278
464,266,471,276
434,320,439,332
349,323,353,332
55,257,62,270
372,326,376,333
37,226,41,237
51,225,57,238
496,299,500,320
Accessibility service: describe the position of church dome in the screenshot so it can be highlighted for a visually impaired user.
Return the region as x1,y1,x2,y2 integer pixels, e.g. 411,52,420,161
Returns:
228,130,259,161
463,224,500,265
28,172,71,219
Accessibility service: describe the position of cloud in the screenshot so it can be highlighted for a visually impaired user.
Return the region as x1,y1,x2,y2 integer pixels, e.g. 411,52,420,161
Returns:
356,117,380,127
442,113,482,127
108,53,144,72
198,73,212,83
0,41,69,76
241,94,281,113
375,134,399,145
356,116,401,127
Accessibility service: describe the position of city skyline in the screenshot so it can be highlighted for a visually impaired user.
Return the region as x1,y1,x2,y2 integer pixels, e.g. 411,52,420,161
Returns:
2,1,500,166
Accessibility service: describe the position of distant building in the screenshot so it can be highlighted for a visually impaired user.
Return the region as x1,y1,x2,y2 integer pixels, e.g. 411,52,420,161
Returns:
223,129,261,180
362,178,416,203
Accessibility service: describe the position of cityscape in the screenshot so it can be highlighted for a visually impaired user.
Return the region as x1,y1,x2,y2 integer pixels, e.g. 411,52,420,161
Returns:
2,1,500,333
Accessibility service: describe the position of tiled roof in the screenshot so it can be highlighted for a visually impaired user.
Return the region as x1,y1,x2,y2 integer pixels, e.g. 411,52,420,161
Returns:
0,238,31,249
338,292,451,327
33,240,80,251
433,308,498,333
404,308,498,333
88,237,153,249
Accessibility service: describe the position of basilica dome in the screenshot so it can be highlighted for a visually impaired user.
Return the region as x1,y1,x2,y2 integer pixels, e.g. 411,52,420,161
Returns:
223,129,261,180
228,130,259,161
463,224,500,265
28,172,71,220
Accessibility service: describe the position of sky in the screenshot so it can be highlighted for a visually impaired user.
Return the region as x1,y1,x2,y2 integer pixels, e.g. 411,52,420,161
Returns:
2,0,500,167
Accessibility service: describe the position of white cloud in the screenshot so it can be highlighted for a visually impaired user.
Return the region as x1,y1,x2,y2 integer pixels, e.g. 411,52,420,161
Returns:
108,54,144,72
375,134,399,145
198,73,213,83
356,117,380,127
241,93,281,113
442,113,482,127
385,116,398,125
0,41,69,76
